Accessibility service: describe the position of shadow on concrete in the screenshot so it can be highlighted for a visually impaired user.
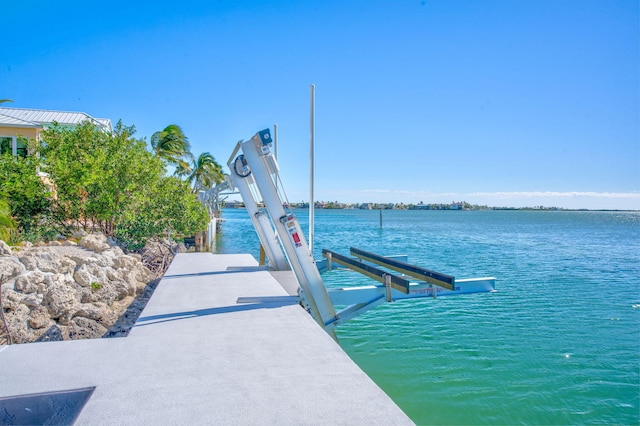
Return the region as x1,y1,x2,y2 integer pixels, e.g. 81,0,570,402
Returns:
104,267,273,337
102,278,161,338
134,299,297,328
35,325,64,342
163,266,266,280
0,387,95,425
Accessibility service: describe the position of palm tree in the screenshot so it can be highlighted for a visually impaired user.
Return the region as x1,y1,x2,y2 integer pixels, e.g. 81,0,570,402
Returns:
173,160,192,179
0,99,13,105
187,152,224,192
150,124,193,169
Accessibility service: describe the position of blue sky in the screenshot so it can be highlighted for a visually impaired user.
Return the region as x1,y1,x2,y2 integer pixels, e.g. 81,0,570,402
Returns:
2,0,638,209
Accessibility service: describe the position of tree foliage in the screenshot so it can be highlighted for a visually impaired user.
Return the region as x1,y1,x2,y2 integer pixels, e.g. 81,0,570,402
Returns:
185,152,224,192
0,152,51,239
38,121,209,248
0,193,16,241
151,124,224,191
150,124,193,172
115,176,209,250
0,120,211,248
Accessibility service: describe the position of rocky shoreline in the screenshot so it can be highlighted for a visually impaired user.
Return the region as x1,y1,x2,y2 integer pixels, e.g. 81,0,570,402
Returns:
0,234,168,344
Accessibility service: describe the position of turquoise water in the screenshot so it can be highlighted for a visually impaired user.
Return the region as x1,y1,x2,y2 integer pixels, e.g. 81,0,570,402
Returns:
215,208,640,425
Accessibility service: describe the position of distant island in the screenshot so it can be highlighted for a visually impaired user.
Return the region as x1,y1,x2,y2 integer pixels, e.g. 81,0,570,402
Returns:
222,200,637,212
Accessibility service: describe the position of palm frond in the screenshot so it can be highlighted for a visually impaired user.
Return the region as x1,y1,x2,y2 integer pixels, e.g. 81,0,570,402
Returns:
150,124,194,168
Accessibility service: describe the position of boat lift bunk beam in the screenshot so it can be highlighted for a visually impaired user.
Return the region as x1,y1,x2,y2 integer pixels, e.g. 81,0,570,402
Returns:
321,249,496,310
322,249,410,294
350,247,455,290
321,249,413,329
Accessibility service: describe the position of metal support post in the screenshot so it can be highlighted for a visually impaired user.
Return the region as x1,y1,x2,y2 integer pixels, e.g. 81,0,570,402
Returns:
384,274,393,302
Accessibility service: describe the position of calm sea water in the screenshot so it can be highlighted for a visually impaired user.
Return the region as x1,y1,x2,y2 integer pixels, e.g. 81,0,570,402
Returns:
214,208,640,425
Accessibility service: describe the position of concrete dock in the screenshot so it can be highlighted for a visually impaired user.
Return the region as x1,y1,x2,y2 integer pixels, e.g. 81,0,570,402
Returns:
0,253,414,425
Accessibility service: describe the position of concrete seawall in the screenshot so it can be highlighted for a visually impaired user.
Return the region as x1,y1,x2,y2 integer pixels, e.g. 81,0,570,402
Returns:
0,253,414,425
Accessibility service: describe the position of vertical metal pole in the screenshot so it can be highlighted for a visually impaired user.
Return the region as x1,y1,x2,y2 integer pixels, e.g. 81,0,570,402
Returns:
309,84,315,254
384,274,393,302
273,123,278,193
273,123,278,160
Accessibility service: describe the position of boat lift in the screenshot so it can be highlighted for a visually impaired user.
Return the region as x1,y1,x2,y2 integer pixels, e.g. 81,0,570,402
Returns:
227,129,495,337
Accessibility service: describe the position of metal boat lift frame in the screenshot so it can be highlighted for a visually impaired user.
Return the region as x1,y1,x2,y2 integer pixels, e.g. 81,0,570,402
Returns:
227,130,339,331
227,129,496,336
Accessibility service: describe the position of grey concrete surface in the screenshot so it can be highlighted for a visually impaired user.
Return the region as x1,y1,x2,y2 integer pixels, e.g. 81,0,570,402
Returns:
0,253,414,425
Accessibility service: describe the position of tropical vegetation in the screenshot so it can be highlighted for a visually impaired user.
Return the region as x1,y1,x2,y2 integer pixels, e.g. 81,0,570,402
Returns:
0,193,15,241
183,152,225,193
0,147,52,240
151,124,224,192
0,120,221,250
151,124,193,172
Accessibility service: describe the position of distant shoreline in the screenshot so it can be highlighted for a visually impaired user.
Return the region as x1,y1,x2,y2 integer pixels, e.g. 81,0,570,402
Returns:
222,202,639,213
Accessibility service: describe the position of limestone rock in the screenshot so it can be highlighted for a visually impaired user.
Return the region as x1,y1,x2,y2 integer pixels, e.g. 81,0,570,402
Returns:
41,273,69,293
93,248,124,268
73,264,93,287
66,317,107,340
80,281,117,306
0,240,11,256
67,253,96,266
93,253,115,268
16,254,36,271
59,257,77,274
113,254,138,270
1,286,23,311
42,283,80,324
75,302,104,321
96,300,124,327
48,240,61,246
133,264,152,285
0,256,25,280
6,304,34,343
110,278,132,300
110,246,124,257
73,230,87,238
28,306,51,329
78,234,110,252
14,272,42,294
1,233,161,344
120,267,151,293
20,293,44,308
18,250,62,273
